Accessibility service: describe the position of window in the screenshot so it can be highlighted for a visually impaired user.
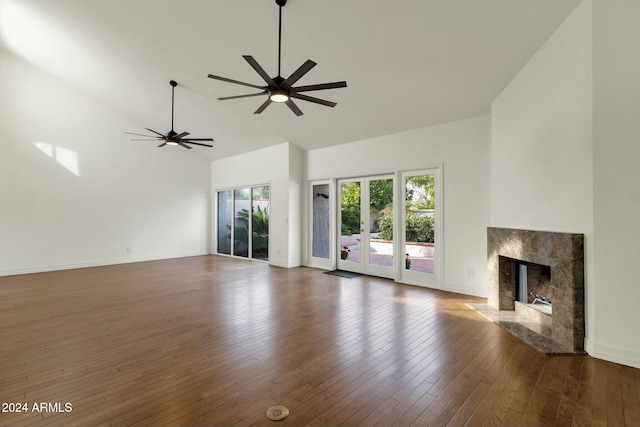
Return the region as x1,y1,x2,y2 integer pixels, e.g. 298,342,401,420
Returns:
312,183,330,259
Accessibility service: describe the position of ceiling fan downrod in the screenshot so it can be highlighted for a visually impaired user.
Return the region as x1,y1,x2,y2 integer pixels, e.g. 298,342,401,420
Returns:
276,0,286,78
170,80,177,132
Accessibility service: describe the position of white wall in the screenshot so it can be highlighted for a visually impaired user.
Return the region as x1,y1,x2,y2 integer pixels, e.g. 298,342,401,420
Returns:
592,0,640,368
0,51,212,275
306,115,491,297
288,143,303,267
210,142,303,268
491,0,640,369
491,0,593,236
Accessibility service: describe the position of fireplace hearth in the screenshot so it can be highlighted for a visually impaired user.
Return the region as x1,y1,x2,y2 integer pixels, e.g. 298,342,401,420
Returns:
468,227,585,354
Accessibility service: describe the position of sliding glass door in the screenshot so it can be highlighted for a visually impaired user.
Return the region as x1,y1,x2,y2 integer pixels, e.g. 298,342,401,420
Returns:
217,190,233,255
216,185,270,261
251,186,270,261
233,188,250,257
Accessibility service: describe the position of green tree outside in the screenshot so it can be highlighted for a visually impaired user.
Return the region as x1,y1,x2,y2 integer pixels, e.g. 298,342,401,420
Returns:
340,176,434,241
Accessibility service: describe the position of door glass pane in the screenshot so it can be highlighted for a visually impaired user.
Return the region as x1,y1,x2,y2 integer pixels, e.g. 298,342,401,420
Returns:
312,184,330,259
251,186,269,260
368,178,394,267
233,188,250,258
405,175,435,273
340,181,361,263
217,190,232,255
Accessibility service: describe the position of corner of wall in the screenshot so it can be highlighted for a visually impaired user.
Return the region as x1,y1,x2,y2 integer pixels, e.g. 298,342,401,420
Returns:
287,144,304,268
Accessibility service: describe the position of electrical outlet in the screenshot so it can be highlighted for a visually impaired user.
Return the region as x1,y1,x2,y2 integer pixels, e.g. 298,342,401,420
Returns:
467,268,475,278
126,247,132,254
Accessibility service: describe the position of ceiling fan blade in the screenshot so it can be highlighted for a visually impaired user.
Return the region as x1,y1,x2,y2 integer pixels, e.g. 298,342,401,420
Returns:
292,81,347,93
285,99,304,116
125,131,160,138
243,55,275,86
207,74,266,90
130,139,161,141
183,141,214,148
182,138,214,141
218,92,268,101
282,60,317,89
290,93,337,107
158,142,167,147
254,98,272,114
177,142,193,150
145,128,166,137
175,131,190,139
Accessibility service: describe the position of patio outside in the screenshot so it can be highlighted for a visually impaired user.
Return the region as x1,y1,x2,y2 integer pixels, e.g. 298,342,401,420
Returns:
340,234,435,273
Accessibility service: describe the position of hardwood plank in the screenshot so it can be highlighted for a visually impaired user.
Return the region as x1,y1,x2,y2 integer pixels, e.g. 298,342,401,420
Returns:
571,357,603,427
0,256,638,427
417,363,487,426
591,359,615,426
621,381,640,426
357,396,401,427
444,381,490,427
606,373,626,427
483,346,534,425
500,409,522,427
463,389,501,427
373,380,435,427
509,354,546,413
552,357,583,427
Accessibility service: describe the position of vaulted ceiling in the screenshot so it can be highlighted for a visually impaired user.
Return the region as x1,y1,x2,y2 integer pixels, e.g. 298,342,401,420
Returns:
0,0,582,160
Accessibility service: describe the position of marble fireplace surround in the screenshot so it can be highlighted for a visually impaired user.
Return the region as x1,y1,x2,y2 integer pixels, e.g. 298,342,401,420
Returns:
471,227,585,354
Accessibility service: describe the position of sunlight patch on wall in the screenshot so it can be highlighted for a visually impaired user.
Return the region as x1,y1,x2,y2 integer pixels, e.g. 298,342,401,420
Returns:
0,0,94,86
34,142,80,176
1,1,60,66
56,147,79,176
35,142,53,157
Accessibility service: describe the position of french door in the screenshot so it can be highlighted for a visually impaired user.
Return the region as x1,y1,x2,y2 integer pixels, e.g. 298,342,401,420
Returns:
309,167,441,288
337,175,395,279
400,169,441,289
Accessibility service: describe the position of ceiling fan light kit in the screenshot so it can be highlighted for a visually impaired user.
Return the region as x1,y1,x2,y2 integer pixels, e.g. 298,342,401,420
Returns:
207,0,347,116
269,88,289,103
125,80,214,149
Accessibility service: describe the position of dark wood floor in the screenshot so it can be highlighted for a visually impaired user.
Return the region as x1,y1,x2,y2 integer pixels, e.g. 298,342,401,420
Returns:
0,256,638,427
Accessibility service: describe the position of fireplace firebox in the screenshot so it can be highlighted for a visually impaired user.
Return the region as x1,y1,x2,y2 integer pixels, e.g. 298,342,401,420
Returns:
513,258,552,313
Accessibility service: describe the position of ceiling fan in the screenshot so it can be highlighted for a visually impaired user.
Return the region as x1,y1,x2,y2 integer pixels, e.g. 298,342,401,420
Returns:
207,0,347,116
125,80,214,149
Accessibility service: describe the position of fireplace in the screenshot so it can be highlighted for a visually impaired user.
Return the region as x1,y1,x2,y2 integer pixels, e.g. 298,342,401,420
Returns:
469,227,585,354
